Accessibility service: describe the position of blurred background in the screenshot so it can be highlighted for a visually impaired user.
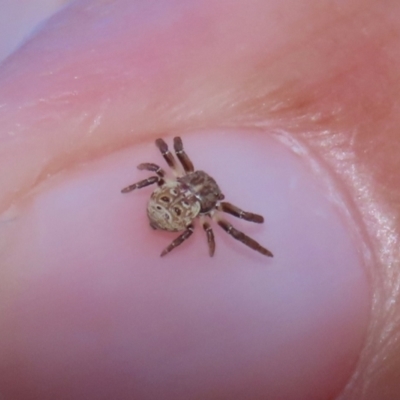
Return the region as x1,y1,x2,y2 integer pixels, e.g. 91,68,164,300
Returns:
0,0,72,63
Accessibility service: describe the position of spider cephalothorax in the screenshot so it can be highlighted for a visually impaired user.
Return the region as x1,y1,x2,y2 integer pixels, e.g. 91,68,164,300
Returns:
121,137,273,258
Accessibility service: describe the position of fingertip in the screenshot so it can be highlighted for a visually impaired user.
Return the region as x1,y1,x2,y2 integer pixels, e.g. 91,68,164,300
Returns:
0,130,370,399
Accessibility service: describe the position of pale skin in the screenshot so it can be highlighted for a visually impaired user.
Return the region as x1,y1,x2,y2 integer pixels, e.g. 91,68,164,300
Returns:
1,1,400,399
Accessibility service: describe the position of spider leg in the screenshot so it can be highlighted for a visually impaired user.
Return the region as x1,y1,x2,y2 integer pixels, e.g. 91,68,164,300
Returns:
218,202,264,223
200,216,215,256
160,224,194,257
155,138,180,175
173,136,195,173
121,176,162,193
137,163,166,178
216,218,273,257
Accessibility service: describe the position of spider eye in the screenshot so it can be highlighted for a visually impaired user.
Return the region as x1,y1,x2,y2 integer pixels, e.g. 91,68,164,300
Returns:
156,205,162,210
161,196,170,203
174,207,182,216
170,189,178,196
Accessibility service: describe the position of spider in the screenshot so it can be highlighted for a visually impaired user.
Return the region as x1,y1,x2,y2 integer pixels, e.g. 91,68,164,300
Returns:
121,137,273,258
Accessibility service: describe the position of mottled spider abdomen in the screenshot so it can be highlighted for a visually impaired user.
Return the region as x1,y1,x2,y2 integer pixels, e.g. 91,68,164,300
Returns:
147,181,201,231
177,170,223,213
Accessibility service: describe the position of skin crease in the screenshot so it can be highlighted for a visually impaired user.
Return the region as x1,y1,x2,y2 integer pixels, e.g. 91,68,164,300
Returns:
0,0,400,399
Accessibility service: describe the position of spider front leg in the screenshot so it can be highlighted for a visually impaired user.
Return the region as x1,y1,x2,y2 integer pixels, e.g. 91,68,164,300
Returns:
121,176,162,193
137,162,166,178
155,138,180,176
218,202,264,223
160,224,194,257
173,136,195,173
216,218,273,257
121,163,166,193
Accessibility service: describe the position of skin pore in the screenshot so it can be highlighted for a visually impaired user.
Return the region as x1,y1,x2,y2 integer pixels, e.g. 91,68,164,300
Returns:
1,0,400,399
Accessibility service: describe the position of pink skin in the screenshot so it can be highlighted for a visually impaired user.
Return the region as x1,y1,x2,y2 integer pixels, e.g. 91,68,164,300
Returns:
0,0,399,399
0,132,369,399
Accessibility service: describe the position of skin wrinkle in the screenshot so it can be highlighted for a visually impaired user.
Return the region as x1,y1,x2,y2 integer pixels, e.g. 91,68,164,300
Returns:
270,125,393,399
231,16,400,395
309,135,399,399
244,80,400,396
262,56,400,395
1,0,400,398
287,85,400,400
